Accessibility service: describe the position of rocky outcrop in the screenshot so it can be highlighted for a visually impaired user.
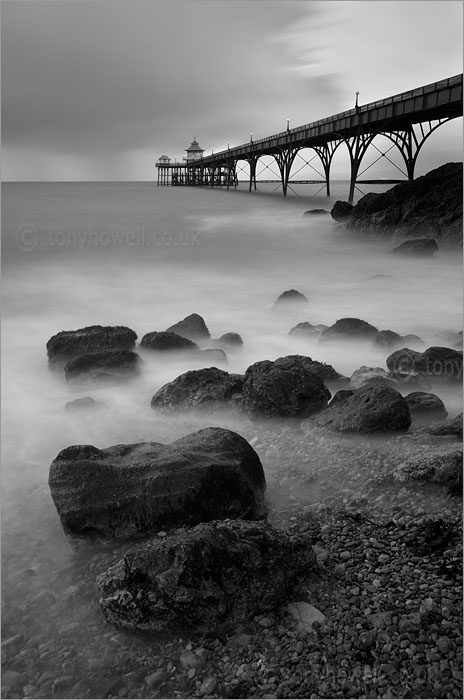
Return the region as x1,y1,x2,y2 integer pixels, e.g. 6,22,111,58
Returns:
96,520,315,635
151,368,243,412
331,201,354,222
349,366,397,390
273,290,308,308
331,163,463,246
47,325,137,366
392,238,439,256
303,209,330,216
386,346,463,386
48,428,266,544
140,331,199,353
309,383,411,433
238,355,331,420
373,330,424,353
289,322,328,338
65,397,105,412
405,392,448,421
64,350,141,383
213,333,244,350
393,447,463,489
318,318,379,345
428,413,463,439
165,314,210,341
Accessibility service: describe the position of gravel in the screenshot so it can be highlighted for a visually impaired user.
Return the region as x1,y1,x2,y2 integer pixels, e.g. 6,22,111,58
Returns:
2,419,462,699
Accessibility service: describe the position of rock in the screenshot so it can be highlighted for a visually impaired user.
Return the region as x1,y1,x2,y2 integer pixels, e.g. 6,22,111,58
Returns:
392,238,439,256
387,346,462,386
199,676,217,696
405,392,448,421
286,602,326,633
373,330,404,351
402,333,425,348
200,348,228,365
428,413,463,438
65,397,105,411
49,427,266,543
46,325,137,366
64,350,141,383
343,163,463,246
288,322,321,338
96,520,315,635
331,201,354,222
303,209,330,216
151,368,244,412
309,383,411,433
165,313,210,341
179,651,205,671
273,289,308,307
393,447,463,488
349,366,397,389
140,331,199,352
237,355,331,420
318,318,379,345
145,671,167,690
213,333,244,349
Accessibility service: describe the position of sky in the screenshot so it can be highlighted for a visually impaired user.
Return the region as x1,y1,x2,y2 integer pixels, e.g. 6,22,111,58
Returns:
1,0,463,181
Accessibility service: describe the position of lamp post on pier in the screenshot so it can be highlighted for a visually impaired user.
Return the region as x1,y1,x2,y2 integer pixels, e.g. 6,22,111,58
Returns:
286,118,290,131
355,91,360,113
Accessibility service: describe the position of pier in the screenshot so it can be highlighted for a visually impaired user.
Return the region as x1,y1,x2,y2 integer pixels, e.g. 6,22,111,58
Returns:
156,74,462,202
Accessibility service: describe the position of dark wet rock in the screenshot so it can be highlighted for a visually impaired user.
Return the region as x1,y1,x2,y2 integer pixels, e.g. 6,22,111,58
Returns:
213,333,244,349
373,330,404,351
349,366,397,390
318,317,379,345
405,392,448,421
428,412,463,439
402,333,425,347
237,355,331,419
49,427,266,543
165,314,210,341
422,346,463,384
289,322,321,338
343,163,463,245
309,383,411,433
140,331,199,353
303,209,330,216
392,238,439,256
96,520,315,635
47,325,137,366
273,289,308,307
393,447,463,489
331,201,354,222
64,350,141,383
151,367,244,412
65,397,105,412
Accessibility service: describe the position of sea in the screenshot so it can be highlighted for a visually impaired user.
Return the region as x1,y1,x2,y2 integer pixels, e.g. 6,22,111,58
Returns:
1,180,462,695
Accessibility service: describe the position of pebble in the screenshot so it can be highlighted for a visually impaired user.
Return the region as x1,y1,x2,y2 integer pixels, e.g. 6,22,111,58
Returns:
339,551,351,561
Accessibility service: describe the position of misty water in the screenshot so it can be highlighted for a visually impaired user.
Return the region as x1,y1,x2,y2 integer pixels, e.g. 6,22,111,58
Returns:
1,181,462,696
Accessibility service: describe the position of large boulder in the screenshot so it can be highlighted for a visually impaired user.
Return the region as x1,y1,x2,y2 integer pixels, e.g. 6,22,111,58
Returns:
331,201,354,222
151,368,243,412
47,325,137,366
386,346,463,385
343,163,463,245
64,350,141,383
393,447,463,489
318,318,379,345
373,330,424,353
392,238,439,256
349,366,397,390
238,355,331,419
405,392,448,422
289,322,327,338
428,413,463,439
165,314,210,341
310,383,411,433
273,289,308,308
48,427,266,544
96,520,315,635
140,331,199,353
212,333,244,350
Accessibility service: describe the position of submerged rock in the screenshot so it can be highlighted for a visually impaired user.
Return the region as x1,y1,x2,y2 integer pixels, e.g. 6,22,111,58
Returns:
309,383,411,433
213,332,244,349
140,331,199,353
47,325,137,366
65,397,105,412
331,201,354,222
151,367,243,411
96,520,315,635
289,322,324,338
49,427,266,544
238,355,331,420
64,350,141,383
392,238,439,256
165,313,210,341
387,346,463,385
303,209,330,216
318,318,379,345
405,392,448,421
349,366,397,390
273,289,308,308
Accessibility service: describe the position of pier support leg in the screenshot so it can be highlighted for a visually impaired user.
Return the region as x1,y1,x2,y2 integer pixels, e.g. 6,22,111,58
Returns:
313,141,342,197
383,119,452,183
274,148,299,197
248,158,257,192
342,130,377,203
